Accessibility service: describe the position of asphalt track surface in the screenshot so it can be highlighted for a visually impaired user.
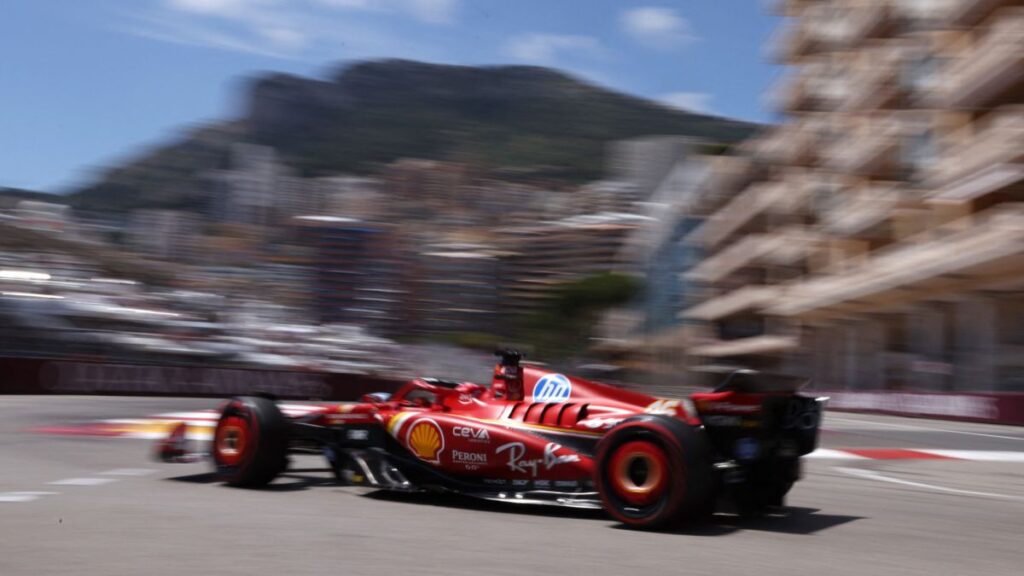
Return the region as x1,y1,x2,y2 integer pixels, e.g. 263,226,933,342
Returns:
1,396,1022,576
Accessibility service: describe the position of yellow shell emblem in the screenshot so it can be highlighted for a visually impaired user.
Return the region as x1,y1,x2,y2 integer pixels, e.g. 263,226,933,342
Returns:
406,419,444,463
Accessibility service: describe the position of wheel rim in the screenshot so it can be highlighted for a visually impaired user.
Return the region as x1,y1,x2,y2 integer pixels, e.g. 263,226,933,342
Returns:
608,440,670,507
214,415,250,467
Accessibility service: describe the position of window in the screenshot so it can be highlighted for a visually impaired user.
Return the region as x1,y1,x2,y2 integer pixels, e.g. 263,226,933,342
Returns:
902,52,940,93
902,129,937,180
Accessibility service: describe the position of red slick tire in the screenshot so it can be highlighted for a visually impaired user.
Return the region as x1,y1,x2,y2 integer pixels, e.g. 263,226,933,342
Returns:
212,396,288,487
594,415,715,529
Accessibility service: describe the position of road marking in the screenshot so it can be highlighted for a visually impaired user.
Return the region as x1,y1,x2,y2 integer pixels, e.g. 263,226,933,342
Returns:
834,467,1024,502
841,448,956,460
48,478,118,486
918,450,1024,462
805,448,868,460
808,448,1024,461
156,411,220,421
31,404,326,441
101,468,157,476
0,491,59,503
105,418,214,427
826,416,1023,442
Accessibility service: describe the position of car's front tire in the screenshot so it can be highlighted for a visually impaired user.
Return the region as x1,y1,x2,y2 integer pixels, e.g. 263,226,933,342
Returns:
212,396,288,487
594,415,715,529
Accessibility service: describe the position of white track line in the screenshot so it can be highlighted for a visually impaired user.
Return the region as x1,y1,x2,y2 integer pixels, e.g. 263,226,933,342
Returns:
805,448,869,460
48,478,118,486
834,467,1024,502
826,416,1023,442
0,492,59,503
101,468,156,476
111,431,213,441
808,448,1024,461
918,450,1024,462
151,420,216,428
154,411,219,420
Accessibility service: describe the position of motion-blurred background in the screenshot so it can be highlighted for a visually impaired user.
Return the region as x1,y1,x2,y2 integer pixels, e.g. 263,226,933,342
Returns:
1,0,1022,419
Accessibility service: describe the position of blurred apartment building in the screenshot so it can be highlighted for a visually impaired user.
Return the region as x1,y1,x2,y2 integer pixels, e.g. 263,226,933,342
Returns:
597,157,718,360
296,216,413,337
382,159,474,224
607,136,703,198
498,213,651,327
678,0,1024,391
212,143,326,228
12,201,72,233
126,209,202,262
413,242,502,335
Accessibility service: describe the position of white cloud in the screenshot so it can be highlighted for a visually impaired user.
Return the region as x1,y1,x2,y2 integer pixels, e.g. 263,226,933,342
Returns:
152,0,311,56
316,0,459,24
660,92,713,114
316,0,374,7
503,33,601,64
259,26,308,50
165,0,268,17
132,0,457,59
407,0,458,24
123,13,297,59
621,7,696,50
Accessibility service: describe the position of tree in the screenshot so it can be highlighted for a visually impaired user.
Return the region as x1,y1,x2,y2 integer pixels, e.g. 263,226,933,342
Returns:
524,272,642,360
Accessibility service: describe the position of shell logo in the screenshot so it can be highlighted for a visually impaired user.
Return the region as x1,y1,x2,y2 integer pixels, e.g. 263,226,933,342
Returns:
406,418,444,464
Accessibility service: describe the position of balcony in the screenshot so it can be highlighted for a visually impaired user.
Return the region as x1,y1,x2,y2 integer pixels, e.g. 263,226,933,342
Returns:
771,22,811,63
689,335,800,358
946,0,1017,26
692,155,758,215
841,45,906,112
768,203,1024,317
748,124,816,166
808,11,851,47
843,1,894,44
686,234,771,283
770,9,846,62
686,227,819,283
770,73,810,113
927,106,1024,201
821,183,906,236
681,286,780,321
938,7,1024,108
770,68,841,113
823,117,903,176
689,181,785,248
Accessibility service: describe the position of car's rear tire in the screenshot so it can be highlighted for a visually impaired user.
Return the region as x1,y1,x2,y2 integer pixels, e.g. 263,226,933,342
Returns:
212,396,288,487
594,415,715,530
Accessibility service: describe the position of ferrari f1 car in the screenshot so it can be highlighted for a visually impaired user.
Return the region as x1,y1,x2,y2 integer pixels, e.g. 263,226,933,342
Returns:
159,351,825,529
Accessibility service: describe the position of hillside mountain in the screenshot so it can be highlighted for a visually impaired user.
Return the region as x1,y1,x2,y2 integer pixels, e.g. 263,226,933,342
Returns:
71,59,759,212
0,187,60,209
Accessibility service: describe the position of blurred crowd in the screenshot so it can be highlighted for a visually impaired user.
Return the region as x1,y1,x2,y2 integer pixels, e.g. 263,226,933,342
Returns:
0,246,410,376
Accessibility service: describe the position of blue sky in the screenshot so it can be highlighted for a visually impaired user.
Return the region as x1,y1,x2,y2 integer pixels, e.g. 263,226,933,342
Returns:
0,0,781,193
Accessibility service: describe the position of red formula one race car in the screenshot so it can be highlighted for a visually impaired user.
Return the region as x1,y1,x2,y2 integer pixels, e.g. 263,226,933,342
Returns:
159,351,825,529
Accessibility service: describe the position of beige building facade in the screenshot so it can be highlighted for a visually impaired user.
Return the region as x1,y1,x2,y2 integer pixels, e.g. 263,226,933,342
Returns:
682,0,1024,391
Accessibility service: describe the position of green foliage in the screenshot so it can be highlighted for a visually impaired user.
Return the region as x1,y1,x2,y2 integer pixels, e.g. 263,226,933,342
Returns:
432,331,502,352
555,272,642,317
522,272,643,360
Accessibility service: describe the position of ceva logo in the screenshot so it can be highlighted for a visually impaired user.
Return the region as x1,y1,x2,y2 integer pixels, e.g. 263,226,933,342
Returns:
533,373,572,402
